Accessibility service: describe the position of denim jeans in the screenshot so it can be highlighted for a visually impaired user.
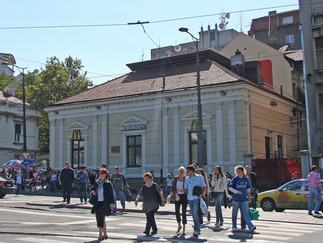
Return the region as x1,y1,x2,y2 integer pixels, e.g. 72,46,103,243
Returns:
79,183,88,203
308,187,322,213
15,184,21,195
188,198,201,233
214,192,224,223
232,200,254,230
50,180,57,192
113,190,126,211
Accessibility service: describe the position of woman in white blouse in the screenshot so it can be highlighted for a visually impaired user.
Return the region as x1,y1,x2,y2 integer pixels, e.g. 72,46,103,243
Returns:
210,166,230,227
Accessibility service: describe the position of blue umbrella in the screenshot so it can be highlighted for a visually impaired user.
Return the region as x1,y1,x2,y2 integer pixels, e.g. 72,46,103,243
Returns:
3,159,23,168
20,159,39,169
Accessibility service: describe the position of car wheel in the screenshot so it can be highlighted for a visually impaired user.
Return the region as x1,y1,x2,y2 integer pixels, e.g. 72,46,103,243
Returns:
275,208,285,212
261,198,275,211
0,194,6,199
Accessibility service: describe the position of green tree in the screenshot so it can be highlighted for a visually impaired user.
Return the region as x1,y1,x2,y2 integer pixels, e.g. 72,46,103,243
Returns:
0,72,16,91
16,56,93,152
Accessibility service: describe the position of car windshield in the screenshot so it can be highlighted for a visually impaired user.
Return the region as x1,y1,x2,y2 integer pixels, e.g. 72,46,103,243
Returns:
282,181,302,191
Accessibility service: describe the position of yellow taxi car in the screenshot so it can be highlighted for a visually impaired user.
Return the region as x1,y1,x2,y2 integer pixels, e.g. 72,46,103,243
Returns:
257,179,323,212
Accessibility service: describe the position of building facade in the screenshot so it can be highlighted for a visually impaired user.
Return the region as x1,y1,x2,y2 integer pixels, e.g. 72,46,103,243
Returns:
151,24,239,59
299,0,323,166
0,91,39,162
45,50,307,179
248,10,301,50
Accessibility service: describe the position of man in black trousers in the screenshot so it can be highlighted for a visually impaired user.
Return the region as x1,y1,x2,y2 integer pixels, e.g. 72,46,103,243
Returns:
59,162,75,204
245,165,258,209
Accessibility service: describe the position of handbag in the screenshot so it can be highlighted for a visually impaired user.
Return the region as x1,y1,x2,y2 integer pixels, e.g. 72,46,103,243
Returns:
249,208,259,220
200,198,208,215
89,193,98,205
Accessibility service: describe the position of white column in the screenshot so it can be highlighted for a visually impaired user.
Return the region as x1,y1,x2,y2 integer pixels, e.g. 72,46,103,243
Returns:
141,132,146,174
228,101,236,162
173,107,180,166
59,118,64,169
184,127,189,164
67,136,71,163
49,119,56,169
92,115,98,168
216,103,223,164
246,100,252,153
101,114,107,165
122,133,126,169
162,107,169,176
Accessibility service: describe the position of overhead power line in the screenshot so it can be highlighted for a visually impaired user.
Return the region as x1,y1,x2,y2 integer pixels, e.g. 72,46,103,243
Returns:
0,4,298,30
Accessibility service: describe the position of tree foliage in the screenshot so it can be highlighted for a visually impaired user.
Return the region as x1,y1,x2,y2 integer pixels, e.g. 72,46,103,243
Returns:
0,72,16,91
15,56,93,152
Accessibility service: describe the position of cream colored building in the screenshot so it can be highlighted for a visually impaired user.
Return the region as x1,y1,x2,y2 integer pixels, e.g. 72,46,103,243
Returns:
220,33,293,96
0,91,39,162
45,50,307,178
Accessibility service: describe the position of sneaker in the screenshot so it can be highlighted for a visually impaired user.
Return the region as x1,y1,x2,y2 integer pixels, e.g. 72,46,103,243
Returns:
151,230,157,235
232,227,237,232
193,231,199,237
314,211,321,215
143,231,149,236
84,201,87,204
250,226,256,233
308,212,313,215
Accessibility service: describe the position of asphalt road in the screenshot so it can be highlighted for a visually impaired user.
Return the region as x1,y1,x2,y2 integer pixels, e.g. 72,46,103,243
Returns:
0,194,323,242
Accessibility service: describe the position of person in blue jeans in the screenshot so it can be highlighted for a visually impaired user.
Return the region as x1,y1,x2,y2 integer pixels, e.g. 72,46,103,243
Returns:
184,165,206,238
306,165,322,215
75,165,90,204
229,165,256,233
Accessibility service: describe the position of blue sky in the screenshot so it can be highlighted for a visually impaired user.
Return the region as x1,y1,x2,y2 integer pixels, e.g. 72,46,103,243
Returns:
1,0,299,85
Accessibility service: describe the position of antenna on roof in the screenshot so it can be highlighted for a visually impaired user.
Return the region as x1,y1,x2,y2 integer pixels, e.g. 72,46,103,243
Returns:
219,12,230,31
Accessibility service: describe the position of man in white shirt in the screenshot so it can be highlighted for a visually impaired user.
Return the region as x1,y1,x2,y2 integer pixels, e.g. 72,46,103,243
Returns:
184,165,206,237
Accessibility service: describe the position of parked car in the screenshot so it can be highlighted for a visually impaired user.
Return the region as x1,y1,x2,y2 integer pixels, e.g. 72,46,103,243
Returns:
0,176,15,198
258,179,323,212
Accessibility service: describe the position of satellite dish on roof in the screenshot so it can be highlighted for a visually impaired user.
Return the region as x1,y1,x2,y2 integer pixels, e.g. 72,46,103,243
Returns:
219,23,225,30
166,50,172,56
226,13,230,19
174,45,182,52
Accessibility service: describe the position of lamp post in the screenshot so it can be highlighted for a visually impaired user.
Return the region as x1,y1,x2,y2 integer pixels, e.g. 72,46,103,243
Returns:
179,27,204,167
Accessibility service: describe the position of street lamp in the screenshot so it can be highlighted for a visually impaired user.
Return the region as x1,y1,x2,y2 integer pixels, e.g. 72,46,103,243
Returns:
179,27,204,167
2,59,27,152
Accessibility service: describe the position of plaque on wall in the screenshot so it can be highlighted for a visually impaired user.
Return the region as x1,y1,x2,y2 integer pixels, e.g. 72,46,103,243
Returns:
111,146,120,153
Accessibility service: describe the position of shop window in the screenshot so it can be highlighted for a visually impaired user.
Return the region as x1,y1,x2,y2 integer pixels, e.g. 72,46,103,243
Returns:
315,37,323,70
189,131,207,165
127,135,142,167
14,124,22,142
71,139,84,169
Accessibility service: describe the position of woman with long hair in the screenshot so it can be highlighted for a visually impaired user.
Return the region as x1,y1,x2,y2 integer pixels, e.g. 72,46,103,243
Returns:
135,172,165,236
210,166,230,226
196,168,211,223
171,166,187,235
90,168,115,240
229,165,256,233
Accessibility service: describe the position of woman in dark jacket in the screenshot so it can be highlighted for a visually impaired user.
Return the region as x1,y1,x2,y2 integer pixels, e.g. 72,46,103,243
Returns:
171,166,187,235
135,172,165,236
90,168,115,240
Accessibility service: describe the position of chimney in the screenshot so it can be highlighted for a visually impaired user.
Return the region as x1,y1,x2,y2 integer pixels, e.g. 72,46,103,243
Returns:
230,49,245,77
